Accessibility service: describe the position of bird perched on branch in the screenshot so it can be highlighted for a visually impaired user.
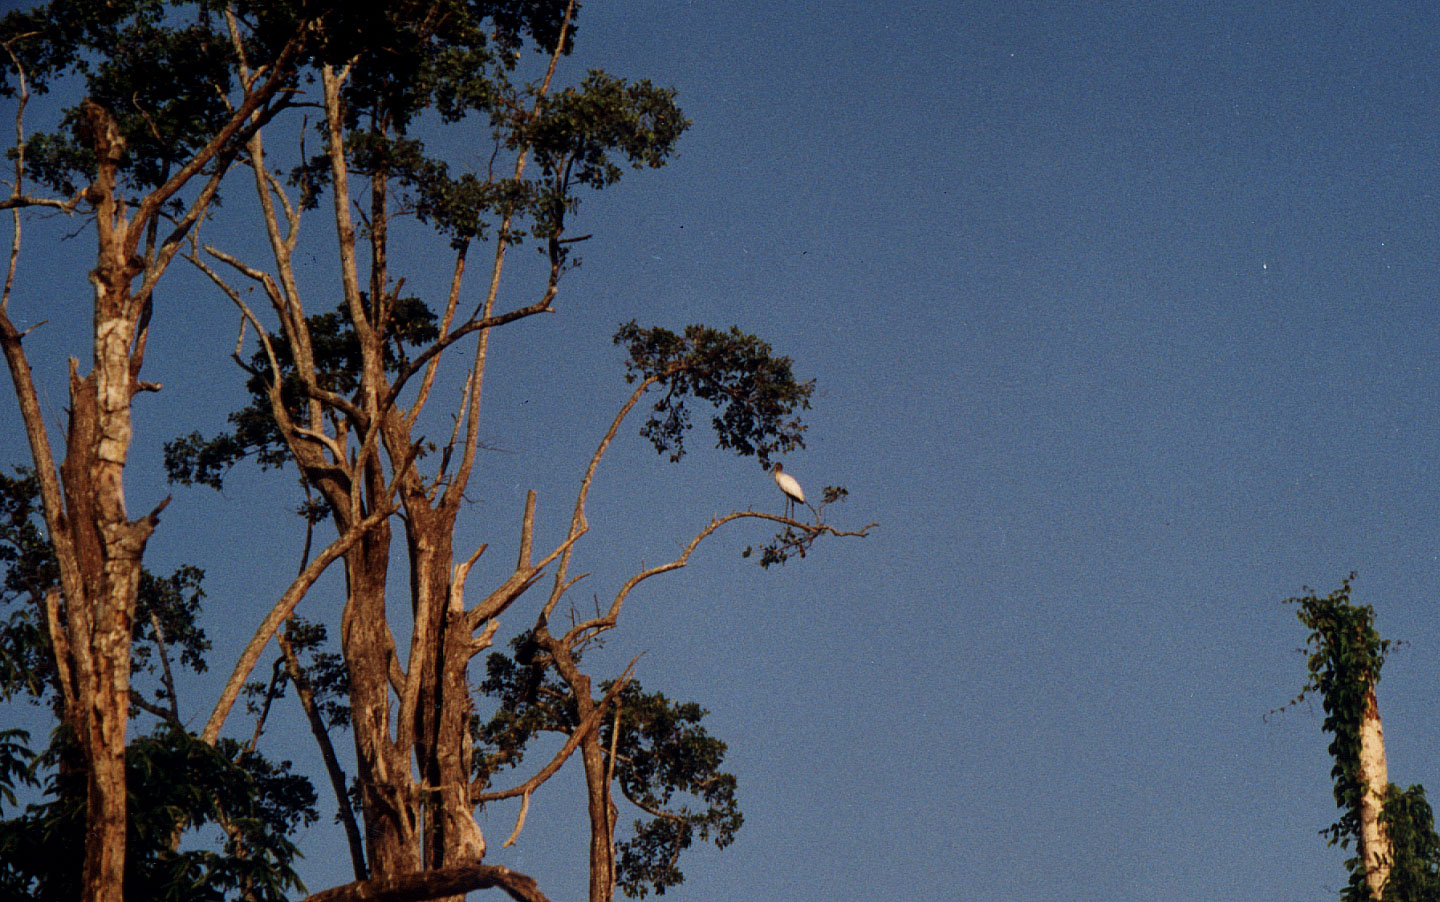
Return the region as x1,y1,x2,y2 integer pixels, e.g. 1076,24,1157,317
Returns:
772,462,805,519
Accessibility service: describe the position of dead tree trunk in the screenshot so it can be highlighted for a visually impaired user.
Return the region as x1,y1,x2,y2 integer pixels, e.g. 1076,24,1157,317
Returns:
533,634,614,902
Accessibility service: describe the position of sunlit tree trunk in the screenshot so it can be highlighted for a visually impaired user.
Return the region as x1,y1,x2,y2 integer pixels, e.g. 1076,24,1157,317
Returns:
342,524,425,877
1358,683,1391,899
0,100,163,902
579,727,617,902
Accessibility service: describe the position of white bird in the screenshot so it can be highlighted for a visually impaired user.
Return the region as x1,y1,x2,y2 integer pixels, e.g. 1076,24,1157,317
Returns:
772,462,805,519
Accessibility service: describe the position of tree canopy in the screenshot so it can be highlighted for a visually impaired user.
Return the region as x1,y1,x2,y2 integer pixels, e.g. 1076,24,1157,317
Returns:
0,2,871,900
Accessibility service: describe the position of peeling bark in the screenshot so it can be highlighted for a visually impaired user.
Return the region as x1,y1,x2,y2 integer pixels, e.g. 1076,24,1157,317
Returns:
46,101,157,902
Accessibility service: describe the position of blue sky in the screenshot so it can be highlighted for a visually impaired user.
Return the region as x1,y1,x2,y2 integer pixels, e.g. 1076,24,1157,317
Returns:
6,1,1440,899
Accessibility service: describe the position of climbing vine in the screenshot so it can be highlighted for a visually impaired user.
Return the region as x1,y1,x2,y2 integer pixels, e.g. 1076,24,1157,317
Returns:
1284,575,1440,901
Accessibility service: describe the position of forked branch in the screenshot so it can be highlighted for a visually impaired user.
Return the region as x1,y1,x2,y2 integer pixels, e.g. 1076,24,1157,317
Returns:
472,657,638,806
201,500,397,744
564,510,874,647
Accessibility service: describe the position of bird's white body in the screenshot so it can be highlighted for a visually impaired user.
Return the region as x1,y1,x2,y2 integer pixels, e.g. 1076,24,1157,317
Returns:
772,462,805,518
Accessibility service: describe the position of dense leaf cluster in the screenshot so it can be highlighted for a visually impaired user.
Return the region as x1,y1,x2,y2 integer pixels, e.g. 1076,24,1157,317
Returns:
0,0,566,196
277,0,685,252
1,0,284,195
0,726,316,902
606,682,742,898
1380,783,1440,901
614,321,813,468
1291,579,1390,858
475,632,569,780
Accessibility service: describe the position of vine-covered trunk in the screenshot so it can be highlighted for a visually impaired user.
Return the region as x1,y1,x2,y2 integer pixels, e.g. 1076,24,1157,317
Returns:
1358,684,1391,899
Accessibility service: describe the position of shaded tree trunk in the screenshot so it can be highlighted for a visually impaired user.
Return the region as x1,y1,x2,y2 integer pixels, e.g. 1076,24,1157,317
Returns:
341,521,425,878
538,635,615,902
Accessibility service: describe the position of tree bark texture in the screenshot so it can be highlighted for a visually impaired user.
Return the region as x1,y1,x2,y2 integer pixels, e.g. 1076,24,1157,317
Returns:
340,521,425,878
300,861,549,902
540,637,615,902
25,100,163,902
1358,684,1391,900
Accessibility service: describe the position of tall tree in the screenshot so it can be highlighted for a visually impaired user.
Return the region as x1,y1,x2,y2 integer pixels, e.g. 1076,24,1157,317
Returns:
2,2,871,901
0,5,322,900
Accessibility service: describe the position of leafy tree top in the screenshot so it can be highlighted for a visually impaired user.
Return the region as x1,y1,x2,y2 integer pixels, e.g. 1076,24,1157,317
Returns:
1284,576,1440,902
614,321,814,469
1287,576,1388,853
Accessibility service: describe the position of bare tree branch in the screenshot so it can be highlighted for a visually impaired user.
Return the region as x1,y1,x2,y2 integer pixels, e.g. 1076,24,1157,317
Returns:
405,244,468,435
0,193,85,213
202,501,396,744
501,791,531,849
300,862,550,902
564,511,875,647
465,491,586,631
543,376,659,621
147,611,182,724
128,30,310,260
472,657,637,806
245,656,287,752
277,625,369,882
43,588,77,712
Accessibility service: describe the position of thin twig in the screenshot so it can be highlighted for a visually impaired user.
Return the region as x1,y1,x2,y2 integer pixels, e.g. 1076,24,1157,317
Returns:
148,611,183,725
246,657,287,752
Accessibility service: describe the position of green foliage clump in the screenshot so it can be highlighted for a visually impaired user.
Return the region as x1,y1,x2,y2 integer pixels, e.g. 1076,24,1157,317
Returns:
0,725,317,902
607,682,742,898
1380,783,1440,901
477,633,742,898
1287,576,1440,901
614,321,814,468
0,0,287,195
1290,576,1389,858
